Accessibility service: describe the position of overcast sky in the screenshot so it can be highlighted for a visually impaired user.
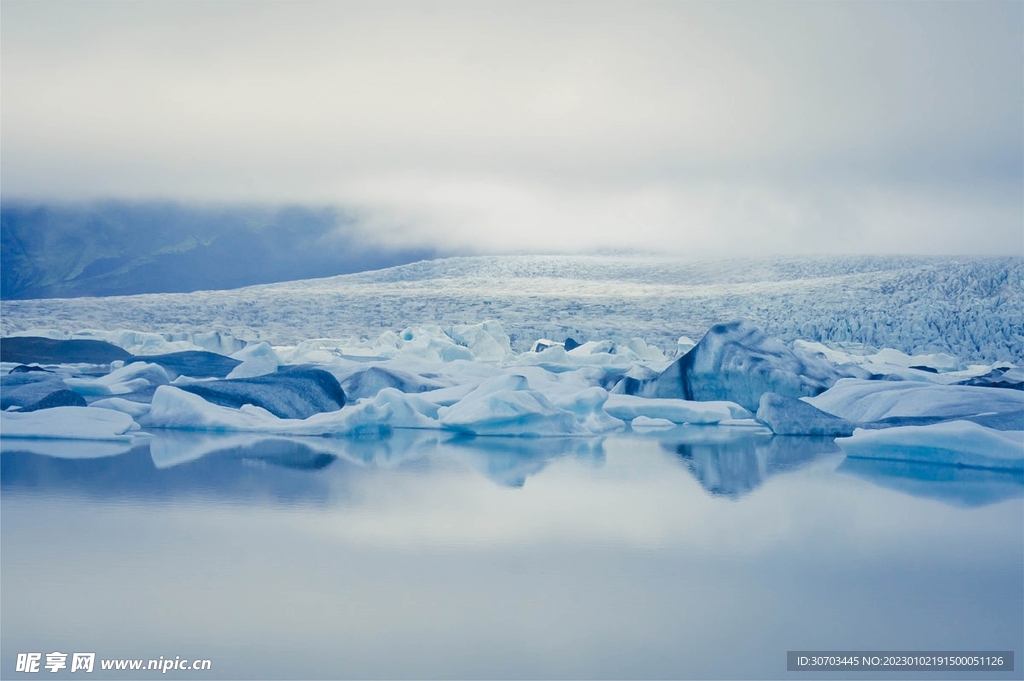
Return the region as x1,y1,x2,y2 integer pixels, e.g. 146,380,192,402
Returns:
2,1,1021,256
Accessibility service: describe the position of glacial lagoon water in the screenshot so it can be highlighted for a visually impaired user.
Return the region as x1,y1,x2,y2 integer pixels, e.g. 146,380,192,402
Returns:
2,427,1022,680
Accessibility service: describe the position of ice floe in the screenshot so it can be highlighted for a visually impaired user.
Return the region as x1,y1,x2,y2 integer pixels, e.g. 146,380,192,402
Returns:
604,394,748,425
806,379,1023,427
1,406,139,440
836,421,1024,471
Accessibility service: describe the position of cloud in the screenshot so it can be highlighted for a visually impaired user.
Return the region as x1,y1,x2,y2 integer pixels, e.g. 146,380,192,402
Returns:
2,1,1021,255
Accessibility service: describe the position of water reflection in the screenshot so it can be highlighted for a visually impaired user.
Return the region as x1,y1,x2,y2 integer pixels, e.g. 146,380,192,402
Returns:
838,456,1024,508
2,429,1022,680
0,430,609,504
657,428,840,498
3,426,1022,507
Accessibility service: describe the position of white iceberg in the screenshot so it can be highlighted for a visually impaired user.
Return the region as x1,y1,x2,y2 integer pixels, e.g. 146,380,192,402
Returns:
1,406,139,440
603,394,749,425
227,341,280,378
437,375,619,436
836,421,1024,471
64,361,170,396
806,378,1024,423
144,385,388,435
630,416,676,429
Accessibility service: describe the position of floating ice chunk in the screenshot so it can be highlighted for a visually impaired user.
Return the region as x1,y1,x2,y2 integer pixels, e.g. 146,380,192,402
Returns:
145,385,387,436
756,392,857,436
396,325,475,362
806,378,1024,424
530,338,563,353
90,397,152,418
676,336,696,355
418,382,480,407
340,366,446,400
1,372,74,409
142,351,241,379
439,389,576,436
226,355,278,379
869,348,964,373
836,422,1024,471
72,329,200,356
625,338,666,362
1,406,138,440
437,375,592,436
512,345,571,368
607,364,661,395
719,418,769,428
651,321,848,412
369,388,441,429
630,416,676,429
65,362,171,396
227,342,280,378
553,387,625,434
446,320,512,361
959,365,1024,390
604,394,749,424
177,367,346,419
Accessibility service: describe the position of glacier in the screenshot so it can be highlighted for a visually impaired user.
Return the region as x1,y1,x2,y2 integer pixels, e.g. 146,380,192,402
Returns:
2,255,1021,363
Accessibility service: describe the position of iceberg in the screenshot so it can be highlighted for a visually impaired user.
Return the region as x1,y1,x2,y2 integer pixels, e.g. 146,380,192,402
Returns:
630,416,676,429
437,375,605,436
144,385,384,435
836,421,1024,471
806,378,1024,427
64,361,171,396
445,320,512,361
651,321,851,412
1,372,86,411
142,351,242,379
755,392,857,436
1,406,139,440
90,397,153,418
958,365,1024,390
339,366,447,401
603,393,749,425
226,342,280,378
177,367,347,419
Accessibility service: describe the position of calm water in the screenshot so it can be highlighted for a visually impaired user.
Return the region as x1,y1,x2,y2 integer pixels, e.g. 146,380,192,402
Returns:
2,427,1022,680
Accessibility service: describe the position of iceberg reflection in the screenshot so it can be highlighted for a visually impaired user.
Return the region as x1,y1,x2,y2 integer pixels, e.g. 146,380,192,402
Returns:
656,428,839,498
837,456,1024,508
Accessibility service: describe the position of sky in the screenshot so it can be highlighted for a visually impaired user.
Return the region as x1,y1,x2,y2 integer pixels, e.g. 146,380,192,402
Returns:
2,1,1022,256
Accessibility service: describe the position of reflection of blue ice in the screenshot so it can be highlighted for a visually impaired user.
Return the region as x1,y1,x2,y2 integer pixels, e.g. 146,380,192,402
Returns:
656,427,839,498
837,456,1024,507
0,436,133,460
0,430,607,502
439,434,605,488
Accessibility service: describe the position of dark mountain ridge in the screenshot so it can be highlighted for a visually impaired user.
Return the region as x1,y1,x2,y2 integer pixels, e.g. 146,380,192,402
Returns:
1,201,441,299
